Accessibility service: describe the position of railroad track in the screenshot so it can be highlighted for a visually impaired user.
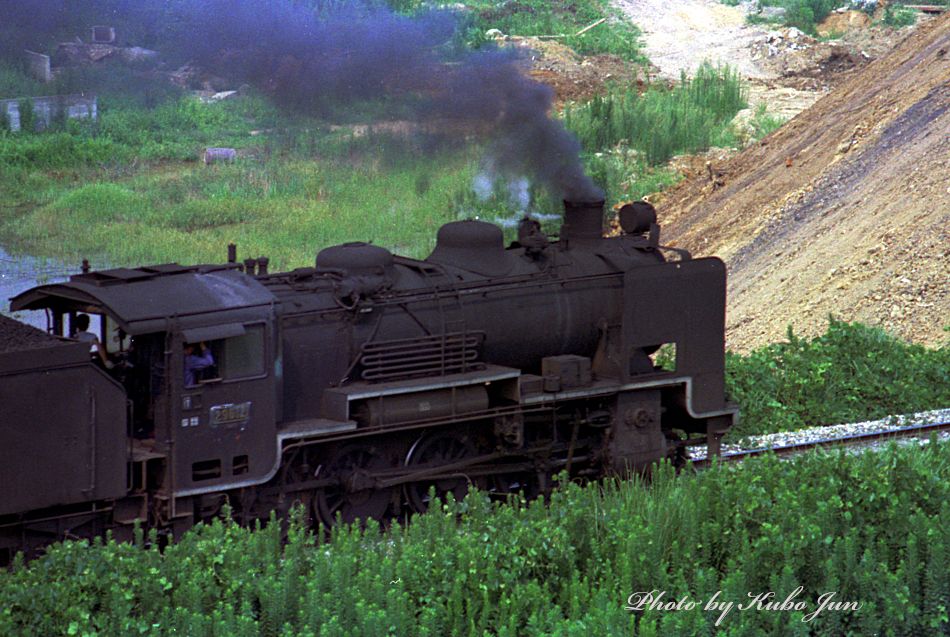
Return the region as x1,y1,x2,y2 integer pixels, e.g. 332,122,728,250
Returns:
691,419,950,469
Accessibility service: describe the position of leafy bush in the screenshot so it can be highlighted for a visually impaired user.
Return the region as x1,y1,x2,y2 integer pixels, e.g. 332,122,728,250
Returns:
882,3,918,27
2,442,949,635
564,62,747,165
0,131,125,169
743,0,841,34
726,318,950,439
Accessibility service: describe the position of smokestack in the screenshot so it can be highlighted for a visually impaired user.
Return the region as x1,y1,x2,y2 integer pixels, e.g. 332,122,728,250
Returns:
560,199,605,247
243,258,257,276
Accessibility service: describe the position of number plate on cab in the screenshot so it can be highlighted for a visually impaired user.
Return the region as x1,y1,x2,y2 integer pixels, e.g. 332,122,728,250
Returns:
210,401,252,428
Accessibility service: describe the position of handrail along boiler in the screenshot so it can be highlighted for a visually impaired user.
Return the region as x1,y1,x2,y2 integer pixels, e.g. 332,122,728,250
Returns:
0,199,736,559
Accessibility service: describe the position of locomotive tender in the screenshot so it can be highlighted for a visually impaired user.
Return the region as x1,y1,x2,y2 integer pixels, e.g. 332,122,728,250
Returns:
0,199,736,560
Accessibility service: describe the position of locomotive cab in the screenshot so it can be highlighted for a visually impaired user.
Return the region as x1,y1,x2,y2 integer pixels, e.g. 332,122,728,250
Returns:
9,263,282,522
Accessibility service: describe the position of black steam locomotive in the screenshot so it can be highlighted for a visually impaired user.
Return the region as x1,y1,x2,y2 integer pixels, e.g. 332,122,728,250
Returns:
0,199,736,561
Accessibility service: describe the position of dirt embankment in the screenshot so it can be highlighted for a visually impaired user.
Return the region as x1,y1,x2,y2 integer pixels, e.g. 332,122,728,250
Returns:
654,14,950,351
614,0,916,119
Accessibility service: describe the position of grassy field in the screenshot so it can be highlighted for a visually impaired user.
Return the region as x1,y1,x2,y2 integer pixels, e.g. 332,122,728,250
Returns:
0,58,756,269
2,441,948,635
564,62,747,165
2,137,487,268
0,84,507,268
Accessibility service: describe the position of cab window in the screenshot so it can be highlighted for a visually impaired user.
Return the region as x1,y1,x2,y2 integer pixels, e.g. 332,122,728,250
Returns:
216,324,265,379
189,324,265,385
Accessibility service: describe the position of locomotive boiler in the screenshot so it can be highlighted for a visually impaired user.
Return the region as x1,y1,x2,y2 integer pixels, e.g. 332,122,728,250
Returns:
0,199,736,561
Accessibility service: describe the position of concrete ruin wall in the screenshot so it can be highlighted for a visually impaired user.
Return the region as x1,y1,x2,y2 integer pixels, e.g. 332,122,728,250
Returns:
24,50,52,83
0,94,97,132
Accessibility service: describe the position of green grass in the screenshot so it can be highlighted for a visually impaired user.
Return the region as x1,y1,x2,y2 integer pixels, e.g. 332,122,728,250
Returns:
0,75,696,268
2,148,493,268
745,0,938,34
0,89,275,168
2,442,949,635
0,63,49,101
564,62,747,165
583,148,683,205
725,319,950,440
0,92,485,267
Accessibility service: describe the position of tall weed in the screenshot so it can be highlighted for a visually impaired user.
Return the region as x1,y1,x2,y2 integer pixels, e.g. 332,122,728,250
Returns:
1,443,949,634
565,62,747,165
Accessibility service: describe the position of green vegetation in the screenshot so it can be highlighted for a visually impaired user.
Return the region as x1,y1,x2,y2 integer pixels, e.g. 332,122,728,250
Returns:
584,150,683,207
726,319,950,439
741,0,853,35
749,102,787,139
881,3,918,27
3,442,949,635
4,154,490,267
0,63,49,100
460,0,644,61
0,90,495,266
3,64,746,267
0,0,766,269
564,62,747,165
740,0,930,35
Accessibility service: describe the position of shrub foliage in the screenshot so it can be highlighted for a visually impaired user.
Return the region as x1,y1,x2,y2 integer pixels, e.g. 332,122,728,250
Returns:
726,319,950,439
1,442,949,635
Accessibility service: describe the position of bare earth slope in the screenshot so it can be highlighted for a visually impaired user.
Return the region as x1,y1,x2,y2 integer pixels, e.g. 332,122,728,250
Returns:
656,14,950,352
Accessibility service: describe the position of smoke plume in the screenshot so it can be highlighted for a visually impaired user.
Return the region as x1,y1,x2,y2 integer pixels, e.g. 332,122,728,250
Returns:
1,0,603,201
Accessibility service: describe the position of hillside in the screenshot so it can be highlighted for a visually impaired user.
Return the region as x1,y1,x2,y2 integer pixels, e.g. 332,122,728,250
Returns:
654,13,949,352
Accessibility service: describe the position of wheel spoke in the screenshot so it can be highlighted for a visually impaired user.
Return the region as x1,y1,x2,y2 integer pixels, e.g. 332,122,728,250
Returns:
315,444,392,527
404,431,483,514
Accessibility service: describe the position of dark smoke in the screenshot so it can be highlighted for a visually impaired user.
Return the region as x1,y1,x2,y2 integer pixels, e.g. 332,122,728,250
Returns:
175,0,602,201
0,0,603,201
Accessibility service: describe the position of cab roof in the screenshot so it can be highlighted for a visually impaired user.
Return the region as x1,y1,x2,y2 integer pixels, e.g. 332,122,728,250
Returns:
10,264,276,335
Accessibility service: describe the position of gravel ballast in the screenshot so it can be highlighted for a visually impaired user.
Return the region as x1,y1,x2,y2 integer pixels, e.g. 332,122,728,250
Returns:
691,408,950,460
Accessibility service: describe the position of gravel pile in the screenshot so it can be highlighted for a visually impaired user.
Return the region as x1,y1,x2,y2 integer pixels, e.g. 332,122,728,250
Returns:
0,314,63,353
691,408,950,460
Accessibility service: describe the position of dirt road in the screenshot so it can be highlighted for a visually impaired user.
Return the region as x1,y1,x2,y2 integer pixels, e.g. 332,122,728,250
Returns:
615,0,771,80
